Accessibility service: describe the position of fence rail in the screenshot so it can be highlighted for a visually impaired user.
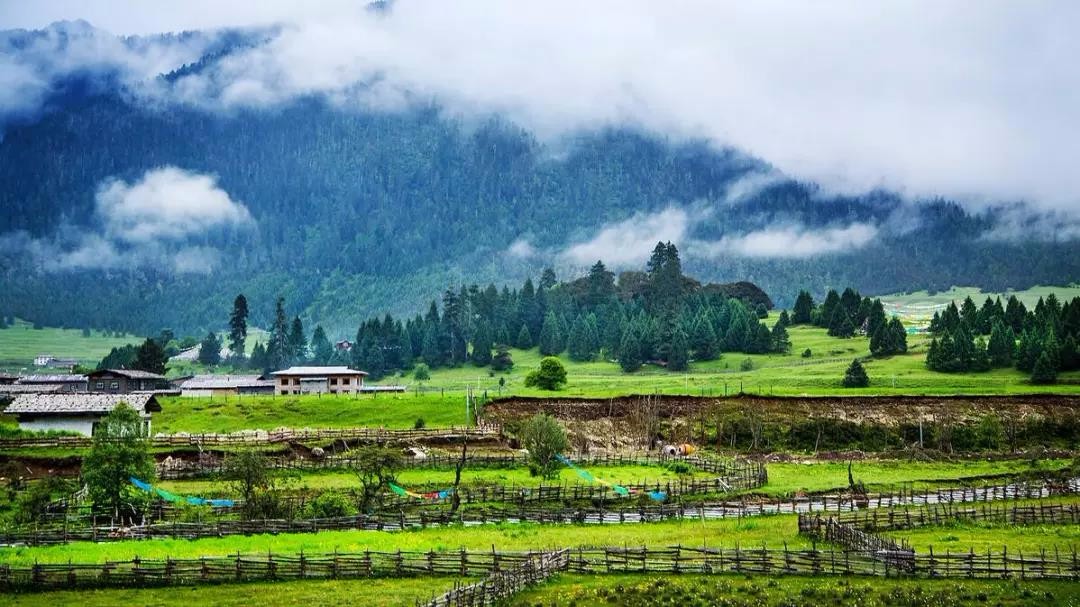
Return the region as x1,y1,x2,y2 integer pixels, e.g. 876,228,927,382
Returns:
421,550,569,607
801,500,1080,533
3,544,1079,592
0,424,502,449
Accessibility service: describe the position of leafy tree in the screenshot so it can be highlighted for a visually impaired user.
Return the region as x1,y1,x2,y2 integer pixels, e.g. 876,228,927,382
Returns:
619,328,643,372
352,446,403,513
524,356,567,390
1031,351,1058,384
225,449,286,520
133,338,167,374
197,331,222,366
413,362,431,381
520,414,569,479
792,291,814,324
228,294,248,361
491,345,514,372
841,359,869,388
82,403,155,515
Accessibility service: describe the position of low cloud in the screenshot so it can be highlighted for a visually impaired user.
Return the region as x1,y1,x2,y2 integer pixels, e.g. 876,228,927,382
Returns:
981,204,1080,242
505,237,537,259
4,166,253,273
696,223,879,259
560,207,690,267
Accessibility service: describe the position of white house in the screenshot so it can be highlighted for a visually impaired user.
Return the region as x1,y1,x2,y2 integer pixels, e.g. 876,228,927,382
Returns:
270,366,368,395
4,393,161,436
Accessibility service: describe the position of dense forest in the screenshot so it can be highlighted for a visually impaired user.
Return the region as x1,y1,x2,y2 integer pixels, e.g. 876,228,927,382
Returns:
1,33,1079,335
926,294,1080,383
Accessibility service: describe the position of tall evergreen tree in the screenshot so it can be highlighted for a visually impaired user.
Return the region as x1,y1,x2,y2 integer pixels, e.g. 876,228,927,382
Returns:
1031,351,1057,384
198,331,222,366
133,338,167,374
515,324,533,349
690,314,719,360
619,328,643,372
986,320,1014,367
228,294,248,360
267,297,290,371
538,311,564,356
771,321,791,354
310,325,333,365
667,328,689,371
470,321,493,366
288,316,307,364
792,291,814,324
818,290,841,328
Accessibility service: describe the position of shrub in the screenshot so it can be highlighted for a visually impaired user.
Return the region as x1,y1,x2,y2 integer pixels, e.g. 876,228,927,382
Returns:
842,359,869,388
739,358,754,372
303,491,358,519
413,363,431,381
524,356,567,390
414,417,426,430
801,348,812,358
520,413,569,479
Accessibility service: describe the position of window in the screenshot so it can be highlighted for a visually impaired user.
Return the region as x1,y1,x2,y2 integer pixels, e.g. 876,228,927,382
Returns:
340,377,350,385
280,378,288,386
96,382,104,390
110,381,119,391
329,378,338,386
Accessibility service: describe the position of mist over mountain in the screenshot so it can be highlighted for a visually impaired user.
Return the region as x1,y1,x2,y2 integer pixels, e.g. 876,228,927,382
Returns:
1,18,1078,337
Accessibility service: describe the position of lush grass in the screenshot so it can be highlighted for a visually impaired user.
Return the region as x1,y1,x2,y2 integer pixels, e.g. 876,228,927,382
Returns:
153,392,473,433
761,458,1071,496
0,319,139,370
398,325,1080,399
0,516,804,566
512,574,1080,607
3,577,468,607
887,520,1080,553
160,463,712,496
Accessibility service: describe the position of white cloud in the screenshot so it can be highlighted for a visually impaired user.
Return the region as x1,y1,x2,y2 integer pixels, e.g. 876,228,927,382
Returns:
3,2,1080,216
506,237,537,259
560,207,690,267
5,166,253,273
696,223,879,259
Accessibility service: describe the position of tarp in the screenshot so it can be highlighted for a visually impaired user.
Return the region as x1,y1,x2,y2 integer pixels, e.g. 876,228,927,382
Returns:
129,477,235,508
556,454,630,497
389,482,453,500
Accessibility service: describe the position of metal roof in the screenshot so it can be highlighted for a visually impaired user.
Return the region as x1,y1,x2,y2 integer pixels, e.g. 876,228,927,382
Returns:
16,374,87,384
0,383,64,394
179,375,274,389
87,369,168,380
5,393,161,415
270,366,368,376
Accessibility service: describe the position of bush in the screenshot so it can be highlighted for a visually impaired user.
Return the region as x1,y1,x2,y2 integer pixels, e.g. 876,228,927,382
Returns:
303,491,358,519
801,348,812,358
739,358,754,372
414,417,426,430
524,356,567,390
520,413,569,479
413,363,431,381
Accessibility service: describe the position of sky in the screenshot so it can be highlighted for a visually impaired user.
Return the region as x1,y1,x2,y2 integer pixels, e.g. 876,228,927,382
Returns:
2,0,1079,235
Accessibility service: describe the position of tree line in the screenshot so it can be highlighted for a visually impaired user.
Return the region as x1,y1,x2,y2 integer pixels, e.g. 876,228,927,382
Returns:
925,294,1080,383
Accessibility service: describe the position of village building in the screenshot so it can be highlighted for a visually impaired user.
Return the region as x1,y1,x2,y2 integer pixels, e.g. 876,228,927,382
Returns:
0,372,18,385
86,369,171,393
33,354,80,370
16,374,88,392
5,392,161,436
178,375,276,397
270,366,368,395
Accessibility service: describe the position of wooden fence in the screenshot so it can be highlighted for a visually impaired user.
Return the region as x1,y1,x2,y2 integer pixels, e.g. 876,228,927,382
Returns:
4,545,1079,591
421,550,569,607
802,500,1080,533
0,424,502,449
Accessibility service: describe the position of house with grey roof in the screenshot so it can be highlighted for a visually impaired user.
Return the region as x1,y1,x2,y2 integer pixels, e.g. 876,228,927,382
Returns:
178,375,275,397
270,366,369,395
86,369,171,393
16,374,88,392
4,393,161,436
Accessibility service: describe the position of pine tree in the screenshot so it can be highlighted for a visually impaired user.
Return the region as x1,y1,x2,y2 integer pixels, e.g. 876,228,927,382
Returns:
515,324,533,349
228,294,248,360
567,315,595,362
771,321,791,353
538,311,564,356
133,338,167,374
841,359,869,387
828,306,854,338
869,324,888,356
470,321,493,366
987,320,1014,367
888,318,908,353
422,324,442,367
1015,329,1040,372
866,300,886,337
1005,296,1027,334
267,297,290,371
310,325,333,365
667,328,689,371
690,315,719,360
249,342,269,374
288,316,307,364
1031,351,1058,384
198,331,222,366
792,291,814,324
619,329,643,373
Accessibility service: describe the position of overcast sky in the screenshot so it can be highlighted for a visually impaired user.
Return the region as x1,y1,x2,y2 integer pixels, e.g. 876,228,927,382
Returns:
2,1,1079,216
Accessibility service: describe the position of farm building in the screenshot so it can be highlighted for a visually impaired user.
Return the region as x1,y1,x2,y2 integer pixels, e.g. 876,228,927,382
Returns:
271,366,368,395
86,369,171,393
4,392,161,436
33,354,80,370
16,373,88,392
178,375,275,397
0,373,18,385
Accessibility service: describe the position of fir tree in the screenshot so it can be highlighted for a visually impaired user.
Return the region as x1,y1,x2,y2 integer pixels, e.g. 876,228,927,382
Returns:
249,342,269,374
515,324,533,349
567,315,595,362
987,320,1014,367
690,314,719,360
792,291,814,324
470,321,493,366
1031,351,1058,384
267,297,290,371
288,316,307,364
771,321,791,354
310,326,333,365
888,318,908,353
538,311,564,356
133,338,167,374
228,294,248,361
841,359,869,387
421,325,442,367
667,328,689,371
619,328,643,372
197,331,222,366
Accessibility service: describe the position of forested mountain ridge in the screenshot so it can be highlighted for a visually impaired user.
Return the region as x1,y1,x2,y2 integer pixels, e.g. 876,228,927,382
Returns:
1,25,1078,337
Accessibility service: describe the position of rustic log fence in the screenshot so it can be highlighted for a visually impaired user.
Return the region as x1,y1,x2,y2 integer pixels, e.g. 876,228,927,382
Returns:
801,500,1080,534
420,550,569,607
0,423,502,450
3,544,1079,592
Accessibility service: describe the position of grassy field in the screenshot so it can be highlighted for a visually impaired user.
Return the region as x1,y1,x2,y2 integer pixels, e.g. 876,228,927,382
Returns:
157,458,1071,498
881,284,1080,309
0,319,139,370
153,392,473,433
386,325,1080,399
3,577,469,607
512,574,1080,607
888,520,1080,553
0,516,804,566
